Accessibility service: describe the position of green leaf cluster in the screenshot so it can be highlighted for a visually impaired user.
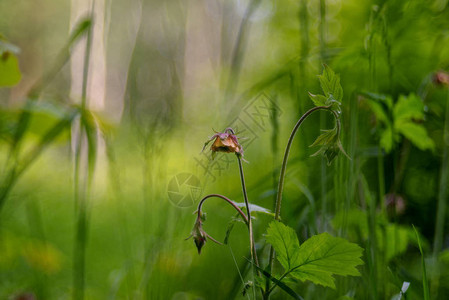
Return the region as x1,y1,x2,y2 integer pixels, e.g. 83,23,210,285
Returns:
265,221,363,290
308,65,343,113
365,93,435,153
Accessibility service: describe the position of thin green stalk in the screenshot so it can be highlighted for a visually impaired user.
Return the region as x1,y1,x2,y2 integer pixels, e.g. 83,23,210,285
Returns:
414,225,430,300
319,0,328,232
265,105,338,298
359,176,378,300
433,89,449,256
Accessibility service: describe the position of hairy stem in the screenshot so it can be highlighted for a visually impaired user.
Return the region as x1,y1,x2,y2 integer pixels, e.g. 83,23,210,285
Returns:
265,105,339,297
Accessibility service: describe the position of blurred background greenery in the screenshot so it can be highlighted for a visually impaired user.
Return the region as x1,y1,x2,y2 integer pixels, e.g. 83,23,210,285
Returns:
1,0,449,299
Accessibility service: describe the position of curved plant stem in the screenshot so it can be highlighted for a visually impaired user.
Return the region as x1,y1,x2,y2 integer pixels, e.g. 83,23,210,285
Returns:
264,105,339,298
197,194,248,224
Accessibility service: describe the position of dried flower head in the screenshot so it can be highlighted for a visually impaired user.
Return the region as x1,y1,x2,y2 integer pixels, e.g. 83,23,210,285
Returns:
202,128,244,159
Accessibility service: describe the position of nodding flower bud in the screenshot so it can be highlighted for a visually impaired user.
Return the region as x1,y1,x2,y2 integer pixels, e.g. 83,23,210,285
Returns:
191,217,207,254
186,212,222,254
202,128,244,158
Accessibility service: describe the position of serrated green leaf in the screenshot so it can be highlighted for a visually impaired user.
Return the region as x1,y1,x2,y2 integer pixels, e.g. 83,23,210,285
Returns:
266,222,364,289
395,122,435,151
393,94,425,123
288,233,363,289
266,221,300,270
308,92,327,107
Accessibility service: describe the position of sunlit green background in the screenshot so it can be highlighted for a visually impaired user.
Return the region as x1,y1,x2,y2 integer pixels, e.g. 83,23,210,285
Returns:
1,0,449,299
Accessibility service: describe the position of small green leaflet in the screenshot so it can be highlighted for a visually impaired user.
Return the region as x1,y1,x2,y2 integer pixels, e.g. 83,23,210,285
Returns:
266,221,363,289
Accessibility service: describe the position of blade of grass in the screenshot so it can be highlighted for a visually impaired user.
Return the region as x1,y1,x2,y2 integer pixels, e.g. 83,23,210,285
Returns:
0,111,76,213
413,225,430,300
73,5,95,300
433,89,449,256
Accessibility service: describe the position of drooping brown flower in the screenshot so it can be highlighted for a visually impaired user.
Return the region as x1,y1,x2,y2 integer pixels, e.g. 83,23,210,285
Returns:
203,128,244,158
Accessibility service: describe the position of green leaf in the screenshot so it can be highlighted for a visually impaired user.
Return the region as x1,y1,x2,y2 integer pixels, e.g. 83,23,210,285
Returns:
395,122,435,151
266,222,364,289
289,233,363,289
366,100,390,125
266,221,300,270
317,65,343,102
308,92,327,107
393,94,425,123
0,51,21,87
232,201,273,216
361,91,393,110
379,126,394,153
